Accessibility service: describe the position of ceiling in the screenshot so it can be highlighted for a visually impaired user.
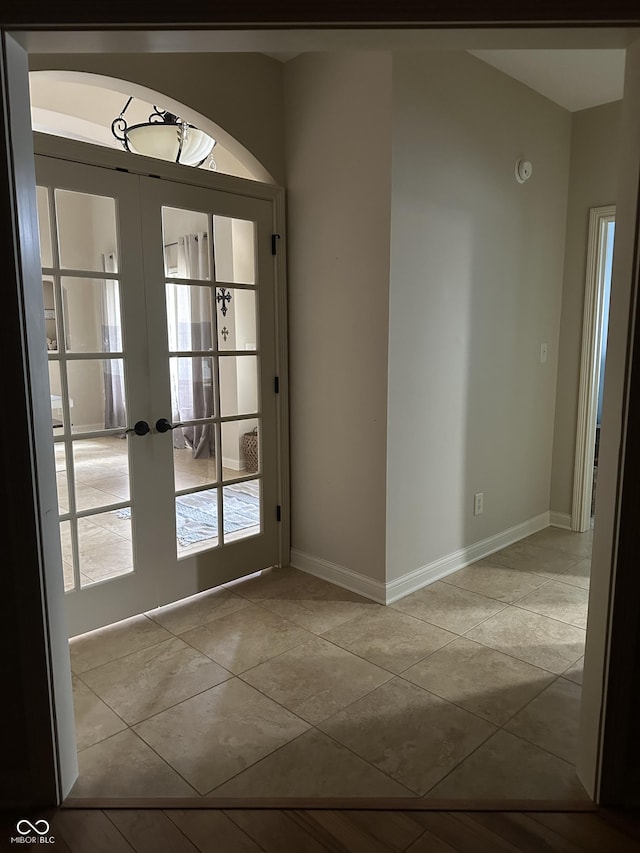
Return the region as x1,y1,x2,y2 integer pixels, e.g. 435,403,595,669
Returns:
467,50,625,112
265,48,625,113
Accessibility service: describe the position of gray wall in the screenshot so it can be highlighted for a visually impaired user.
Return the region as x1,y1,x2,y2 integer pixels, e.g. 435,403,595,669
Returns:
550,100,623,517
29,53,286,184
386,51,572,581
283,52,392,583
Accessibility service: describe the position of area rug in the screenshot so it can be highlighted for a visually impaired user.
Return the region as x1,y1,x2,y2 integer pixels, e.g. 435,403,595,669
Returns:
116,483,260,545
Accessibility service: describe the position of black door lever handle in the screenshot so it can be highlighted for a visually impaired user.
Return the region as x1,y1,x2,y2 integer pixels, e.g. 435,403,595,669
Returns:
155,417,183,433
125,420,151,436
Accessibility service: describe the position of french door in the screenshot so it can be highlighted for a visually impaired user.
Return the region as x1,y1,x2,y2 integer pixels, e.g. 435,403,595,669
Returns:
36,154,282,636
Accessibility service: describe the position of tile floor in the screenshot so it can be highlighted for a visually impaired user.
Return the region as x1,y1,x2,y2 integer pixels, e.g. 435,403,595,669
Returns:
69,526,592,800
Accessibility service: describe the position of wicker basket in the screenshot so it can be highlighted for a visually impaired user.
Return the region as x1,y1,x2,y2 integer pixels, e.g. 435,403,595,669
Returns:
242,429,259,473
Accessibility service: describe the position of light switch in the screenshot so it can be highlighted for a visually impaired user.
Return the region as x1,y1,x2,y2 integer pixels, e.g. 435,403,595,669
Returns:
540,343,548,364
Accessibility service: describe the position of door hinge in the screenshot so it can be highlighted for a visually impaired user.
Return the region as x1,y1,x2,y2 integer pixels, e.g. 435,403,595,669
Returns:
271,233,281,255
276,505,282,522
274,376,280,394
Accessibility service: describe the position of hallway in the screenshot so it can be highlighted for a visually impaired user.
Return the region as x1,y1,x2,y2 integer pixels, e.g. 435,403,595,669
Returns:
68,527,591,800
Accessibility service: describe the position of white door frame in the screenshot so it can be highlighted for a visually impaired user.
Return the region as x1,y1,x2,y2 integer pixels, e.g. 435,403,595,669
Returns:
5,27,640,809
571,205,615,532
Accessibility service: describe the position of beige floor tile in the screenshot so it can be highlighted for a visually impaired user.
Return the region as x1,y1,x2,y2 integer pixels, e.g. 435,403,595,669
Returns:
147,588,252,635
174,470,214,491
210,729,414,798
321,608,456,673
74,483,121,512
257,595,381,635
81,637,231,725
72,676,126,750
522,527,593,559
78,538,133,583
76,518,129,550
89,475,130,500
88,510,133,539
390,581,506,634
426,730,588,800
514,581,589,629
71,729,197,797
505,677,582,764
181,605,313,674
134,679,309,794
488,543,580,578
402,637,555,725
443,562,548,603
242,637,392,724
563,656,584,685
466,607,585,674
233,566,363,604
70,614,173,673
318,677,495,795
559,558,591,591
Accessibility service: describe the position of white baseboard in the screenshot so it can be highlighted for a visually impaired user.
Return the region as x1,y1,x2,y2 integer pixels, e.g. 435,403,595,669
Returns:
549,511,572,530
384,511,551,604
289,549,387,604
291,511,551,606
222,455,245,471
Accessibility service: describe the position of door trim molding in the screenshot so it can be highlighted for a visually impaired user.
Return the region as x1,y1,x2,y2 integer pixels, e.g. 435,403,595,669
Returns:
33,132,281,203
572,205,615,532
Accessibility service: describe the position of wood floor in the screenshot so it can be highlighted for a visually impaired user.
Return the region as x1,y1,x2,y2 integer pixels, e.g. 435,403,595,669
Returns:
9,806,638,852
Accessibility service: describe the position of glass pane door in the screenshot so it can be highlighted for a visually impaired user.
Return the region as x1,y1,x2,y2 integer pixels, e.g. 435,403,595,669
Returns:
140,178,279,605
36,157,157,636
36,156,282,633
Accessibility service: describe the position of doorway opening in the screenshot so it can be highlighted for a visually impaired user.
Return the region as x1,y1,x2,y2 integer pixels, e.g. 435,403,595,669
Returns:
5,28,636,812
572,206,616,532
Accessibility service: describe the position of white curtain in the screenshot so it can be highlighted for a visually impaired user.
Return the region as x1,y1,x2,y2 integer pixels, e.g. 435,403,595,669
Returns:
166,233,215,458
101,252,125,430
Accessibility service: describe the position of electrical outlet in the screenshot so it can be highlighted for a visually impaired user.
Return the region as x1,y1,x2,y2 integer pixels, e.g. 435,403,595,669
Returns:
474,492,484,516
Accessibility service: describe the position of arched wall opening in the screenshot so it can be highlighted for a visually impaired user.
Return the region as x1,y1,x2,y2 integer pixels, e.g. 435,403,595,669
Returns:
29,70,275,183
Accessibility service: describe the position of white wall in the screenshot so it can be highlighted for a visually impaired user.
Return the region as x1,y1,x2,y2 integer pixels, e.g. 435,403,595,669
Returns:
284,52,393,584
550,100,622,517
386,51,572,582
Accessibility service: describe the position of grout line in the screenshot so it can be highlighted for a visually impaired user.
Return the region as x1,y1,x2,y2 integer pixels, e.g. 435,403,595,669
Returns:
101,671,234,729
120,728,203,797
490,726,582,773
314,726,420,797
72,676,129,752
419,724,499,799
390,597,511,635
508,600,588,631
455,619,584,677
71,726,200,798
72,626,176,676
491,674,563,732
202,729,314,797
